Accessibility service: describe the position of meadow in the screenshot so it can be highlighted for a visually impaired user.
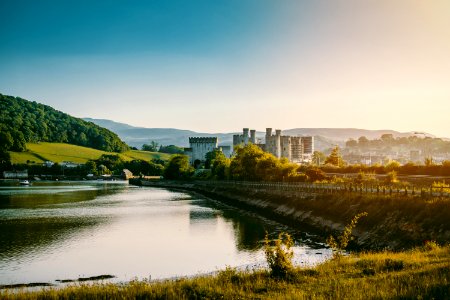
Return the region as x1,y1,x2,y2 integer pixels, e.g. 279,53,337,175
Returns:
9,143,171,164
2,243,448,299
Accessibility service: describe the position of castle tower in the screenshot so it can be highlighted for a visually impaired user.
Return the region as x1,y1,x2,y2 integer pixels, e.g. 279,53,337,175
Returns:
243,128,249,144
275,129,281,158
250,130,256,144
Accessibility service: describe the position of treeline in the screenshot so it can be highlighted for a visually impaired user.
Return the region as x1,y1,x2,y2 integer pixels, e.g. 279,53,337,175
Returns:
0,94,129,152
321,161,450,176
84,154,164,176
11,154,165,178
163,144,307,182
141,142,184,154
346,134,450,153
163,144,450,184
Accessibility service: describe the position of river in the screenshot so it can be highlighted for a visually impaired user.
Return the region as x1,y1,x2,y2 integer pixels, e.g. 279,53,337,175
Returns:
0,181,331,286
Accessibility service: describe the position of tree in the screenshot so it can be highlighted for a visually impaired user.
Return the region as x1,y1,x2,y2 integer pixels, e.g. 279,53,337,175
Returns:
424,157,435,167
381,133,394,143
305,167,327,182
85,160,98,175
163,155,193,179
345,138,358,148
385,170,398,184
205,149,223,169
158,145,184,154
385,160,400,171
358,136,369,146
142,141,159,152
230,144,263,180
211,152,230,180
0,131,14,150
324,146,345,167
0,150,11,172
312,151,326,166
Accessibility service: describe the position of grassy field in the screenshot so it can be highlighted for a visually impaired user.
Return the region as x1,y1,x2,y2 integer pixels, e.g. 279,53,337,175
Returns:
9,143,171,164
2,244,449,299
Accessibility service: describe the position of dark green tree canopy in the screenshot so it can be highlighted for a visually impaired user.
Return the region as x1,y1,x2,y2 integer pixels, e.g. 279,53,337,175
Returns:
0,93,129,152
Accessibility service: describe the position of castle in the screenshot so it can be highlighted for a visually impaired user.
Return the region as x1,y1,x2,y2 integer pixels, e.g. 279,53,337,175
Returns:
184,137,231,165
185,127,314,166
233,128,314,163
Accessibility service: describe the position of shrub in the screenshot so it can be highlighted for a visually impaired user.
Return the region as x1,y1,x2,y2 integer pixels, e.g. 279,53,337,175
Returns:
264,232,294,278
384,170,398,184
327,212,368,257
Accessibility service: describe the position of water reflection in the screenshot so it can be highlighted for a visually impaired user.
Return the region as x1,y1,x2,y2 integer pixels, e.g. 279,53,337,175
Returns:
0,183,331,285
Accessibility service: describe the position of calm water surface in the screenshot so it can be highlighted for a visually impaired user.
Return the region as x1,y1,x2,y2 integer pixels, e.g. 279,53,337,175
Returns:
0,181,331,285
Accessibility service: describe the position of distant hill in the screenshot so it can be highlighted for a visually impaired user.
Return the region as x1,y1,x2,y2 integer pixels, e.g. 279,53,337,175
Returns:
84,118,436,151
283,128,435,141
0,94,129,152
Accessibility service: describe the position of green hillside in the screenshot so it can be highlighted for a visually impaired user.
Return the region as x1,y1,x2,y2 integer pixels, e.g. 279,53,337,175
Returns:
9,143,170,164
0,93,128,152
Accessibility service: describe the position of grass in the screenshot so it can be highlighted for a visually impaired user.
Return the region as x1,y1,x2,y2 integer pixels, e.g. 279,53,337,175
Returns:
1,245,449,299
120,149,171,162
9,143,171,164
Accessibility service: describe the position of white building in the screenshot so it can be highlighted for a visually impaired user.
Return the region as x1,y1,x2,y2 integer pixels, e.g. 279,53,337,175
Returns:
184,137,218,165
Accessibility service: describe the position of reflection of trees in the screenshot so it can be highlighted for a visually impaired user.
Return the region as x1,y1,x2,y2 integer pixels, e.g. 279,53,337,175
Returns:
0,217,104,262
189,199,268,251
0,184,122,263
229,216,266,251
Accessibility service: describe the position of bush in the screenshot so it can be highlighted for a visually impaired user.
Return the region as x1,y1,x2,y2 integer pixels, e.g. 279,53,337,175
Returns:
327,212,368,257
264,232,294,278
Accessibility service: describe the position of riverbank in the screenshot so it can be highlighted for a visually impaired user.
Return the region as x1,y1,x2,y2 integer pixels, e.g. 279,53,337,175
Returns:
131,179,450,250
3,244,449,299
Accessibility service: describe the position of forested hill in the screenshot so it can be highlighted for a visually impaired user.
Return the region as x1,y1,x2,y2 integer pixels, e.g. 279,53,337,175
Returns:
0,94,129,152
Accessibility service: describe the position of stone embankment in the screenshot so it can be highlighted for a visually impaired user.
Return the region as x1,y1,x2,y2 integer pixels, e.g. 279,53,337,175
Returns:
130,179,450,250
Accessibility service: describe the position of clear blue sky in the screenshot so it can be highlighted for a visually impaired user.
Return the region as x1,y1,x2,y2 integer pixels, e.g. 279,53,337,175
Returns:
1,0,449,137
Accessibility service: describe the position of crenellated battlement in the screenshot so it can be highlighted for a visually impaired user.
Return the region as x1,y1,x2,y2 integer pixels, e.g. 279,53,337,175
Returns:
189,137,218,144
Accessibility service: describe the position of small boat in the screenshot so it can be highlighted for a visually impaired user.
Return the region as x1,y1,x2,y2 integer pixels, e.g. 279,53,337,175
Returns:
19,180,30,185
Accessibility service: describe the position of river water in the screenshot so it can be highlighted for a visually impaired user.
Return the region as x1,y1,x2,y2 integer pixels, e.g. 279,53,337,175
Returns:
0,181,331,286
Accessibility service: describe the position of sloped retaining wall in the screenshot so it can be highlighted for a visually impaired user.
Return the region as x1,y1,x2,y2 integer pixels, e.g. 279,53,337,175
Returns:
130,179,450,250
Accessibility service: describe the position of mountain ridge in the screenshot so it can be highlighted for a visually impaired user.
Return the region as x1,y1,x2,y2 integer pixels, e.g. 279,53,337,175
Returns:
83,118,438,150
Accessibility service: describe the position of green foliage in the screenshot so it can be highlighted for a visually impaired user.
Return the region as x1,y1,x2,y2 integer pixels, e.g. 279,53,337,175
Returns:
164,155,194,179
354,171,376,184
324,146,345,167
385,170,398,184
124,160,164,176
210,152,230,180
0,94,129,152
305,167,327,182
264,232,294,278
229,144,300,182
385,160,401,171
312,150,327,166
159,145,184,154
0,150,12,172
348,134,450,155
204,149,223,169
141,141,159,152
327,212,368,257
85,160,97,175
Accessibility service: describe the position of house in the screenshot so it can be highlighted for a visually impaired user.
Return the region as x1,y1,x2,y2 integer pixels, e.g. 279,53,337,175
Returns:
3,170,28,179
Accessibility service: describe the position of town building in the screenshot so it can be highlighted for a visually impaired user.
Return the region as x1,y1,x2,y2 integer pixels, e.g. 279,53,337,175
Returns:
3,170,28,179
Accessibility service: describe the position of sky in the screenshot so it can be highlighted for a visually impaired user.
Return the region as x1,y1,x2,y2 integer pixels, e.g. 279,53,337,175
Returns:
1,0,449,137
